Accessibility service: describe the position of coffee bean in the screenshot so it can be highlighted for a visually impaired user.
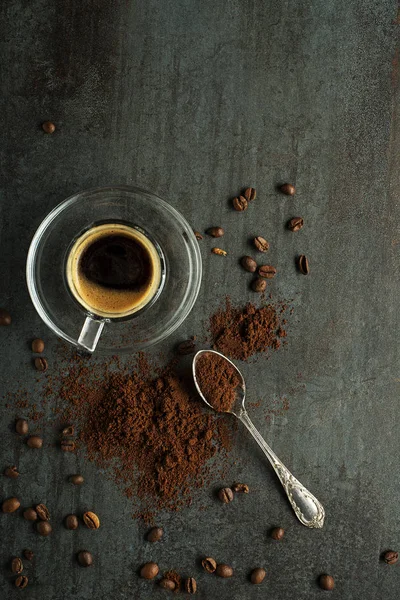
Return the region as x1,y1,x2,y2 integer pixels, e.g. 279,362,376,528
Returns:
177,339,196,355
34,357,48,372
258,265,277,279
202,557,217,573
15,419,28,435
216,564,233,578
61,425,75,436
211,247,227,256
185,577,197,594
232,482,249,493
77,550,93,567
232,196,248,211
15,575,28,589
42,121,56,134
61,439,75,452
37,521,52,536
298,254,309,275
69,474,84,485
206,227,224,238
36,503,50,521
244,187,256,202
140,562,159,579
11,557,23,574
0,308,11,325
159,578,176,591
31,338,45,353
251,278,267,293
288,217,304,232
23,507,38,521
23,549,34,561
383,550,399,565
83,511,100,529
280,183,296,196
194,231,203,240
147,526,163,542
65,514,79,530
240,256,257,273
27,435,43,449
271,527,284,540
253,236,269,252
217,487,234,503
2,497,20,513
250,567,266,585
319,574,335,590
4,466,19,479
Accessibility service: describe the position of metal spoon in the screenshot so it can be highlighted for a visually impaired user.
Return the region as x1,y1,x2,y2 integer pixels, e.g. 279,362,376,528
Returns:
192,349,325,529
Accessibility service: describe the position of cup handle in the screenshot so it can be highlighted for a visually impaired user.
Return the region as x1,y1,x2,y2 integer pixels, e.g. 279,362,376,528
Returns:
78,316,105,352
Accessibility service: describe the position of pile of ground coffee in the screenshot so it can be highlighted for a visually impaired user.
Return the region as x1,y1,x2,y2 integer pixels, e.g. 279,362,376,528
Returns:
195,352,242,413
209,298,287,360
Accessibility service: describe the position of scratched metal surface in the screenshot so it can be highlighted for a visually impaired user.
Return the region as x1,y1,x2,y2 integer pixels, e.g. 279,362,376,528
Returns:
1,1,400,598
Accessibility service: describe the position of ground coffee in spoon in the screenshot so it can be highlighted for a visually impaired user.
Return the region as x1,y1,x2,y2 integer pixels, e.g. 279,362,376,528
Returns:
195,353,242,413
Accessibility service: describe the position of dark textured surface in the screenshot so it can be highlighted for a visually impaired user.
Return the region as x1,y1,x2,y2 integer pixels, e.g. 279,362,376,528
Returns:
1,1,400,598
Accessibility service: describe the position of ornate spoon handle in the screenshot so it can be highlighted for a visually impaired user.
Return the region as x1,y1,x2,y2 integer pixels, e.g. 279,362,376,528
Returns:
238,409,325,528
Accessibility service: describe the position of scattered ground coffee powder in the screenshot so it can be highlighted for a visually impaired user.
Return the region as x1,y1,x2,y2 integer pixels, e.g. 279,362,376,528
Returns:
209,298,287,361
195,352,242,413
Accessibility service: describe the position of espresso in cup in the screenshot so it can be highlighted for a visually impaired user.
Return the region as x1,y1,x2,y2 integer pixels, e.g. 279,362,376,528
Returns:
66,223,162,318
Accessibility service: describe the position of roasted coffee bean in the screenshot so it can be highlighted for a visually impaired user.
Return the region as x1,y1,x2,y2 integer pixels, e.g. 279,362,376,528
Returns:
211,247,227,256
65,514,79,530
319,574,335,591
232,196,248,211
61,425,75,436
206,227,224,238
244,187,256,202
240,256,257,273
2,497,20,513
258,265,277,279
271,527,285,540
251,278,267,293
159,578,176,591
36,503,50,521
280,183,296,196
16,419,28,435
42,121,56,134
232,482,249,493
15,575,28,589
27,436,43,449
288,217,304,232
23,507,37,521
61,439,75,452
253,236,269,252
250,567,266,585
37,521,52,536
202,557,217,573
298,254,309,275
216,564,234,578
83,511,100,529
147,526,163,542
0,308,11,325
11,557,23,574
4,466,19,479
31,338,45,353
69,474,84,485
23,550,34,561
177,339,196,355
383,550,399,565
140,562,159,579
77,550,93,567
34,357,48,372
217,487,234,503
194,231,203,240
185,577,197,594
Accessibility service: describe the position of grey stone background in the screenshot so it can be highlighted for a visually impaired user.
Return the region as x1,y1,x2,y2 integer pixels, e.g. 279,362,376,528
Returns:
1,0,400,598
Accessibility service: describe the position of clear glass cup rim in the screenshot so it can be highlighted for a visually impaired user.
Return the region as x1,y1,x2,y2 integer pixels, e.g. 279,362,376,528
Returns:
26,185,202,353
